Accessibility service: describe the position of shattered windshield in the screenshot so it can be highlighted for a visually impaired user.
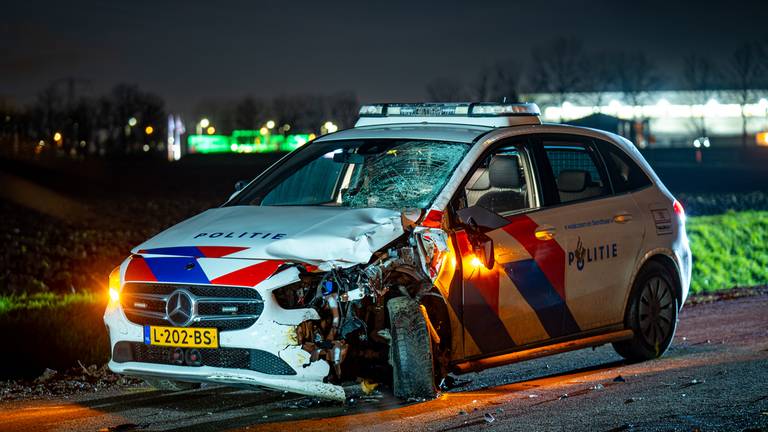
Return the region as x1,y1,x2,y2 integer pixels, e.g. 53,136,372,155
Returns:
232,139,469,210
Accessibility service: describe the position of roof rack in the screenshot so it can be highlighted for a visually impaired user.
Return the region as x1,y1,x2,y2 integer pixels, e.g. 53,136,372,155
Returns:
355,102,542,128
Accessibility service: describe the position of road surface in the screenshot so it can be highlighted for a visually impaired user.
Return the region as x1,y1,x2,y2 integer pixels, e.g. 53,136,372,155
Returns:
1,294,767,432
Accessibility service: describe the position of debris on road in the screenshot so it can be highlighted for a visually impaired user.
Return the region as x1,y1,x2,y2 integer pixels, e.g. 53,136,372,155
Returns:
484,413,496,424
1,364,141,401
360,379,379,395
681,379,705,388
34,368,57,383
613,375,627,383
97,423,149,432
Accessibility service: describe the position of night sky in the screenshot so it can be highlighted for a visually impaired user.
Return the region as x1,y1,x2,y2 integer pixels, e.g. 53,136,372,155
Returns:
2,0,766,114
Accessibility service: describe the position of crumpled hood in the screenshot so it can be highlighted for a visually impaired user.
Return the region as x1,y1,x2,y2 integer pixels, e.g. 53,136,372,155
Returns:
132,205,405,267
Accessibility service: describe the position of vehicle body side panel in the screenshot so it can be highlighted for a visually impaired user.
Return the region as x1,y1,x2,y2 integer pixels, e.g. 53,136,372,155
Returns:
531,194,646,330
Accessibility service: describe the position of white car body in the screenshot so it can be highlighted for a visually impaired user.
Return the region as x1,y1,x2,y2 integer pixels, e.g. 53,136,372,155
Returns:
105,103,691,401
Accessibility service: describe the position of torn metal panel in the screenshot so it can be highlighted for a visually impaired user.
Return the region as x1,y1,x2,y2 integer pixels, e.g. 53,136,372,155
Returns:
414,227,450,281
132,206,404,267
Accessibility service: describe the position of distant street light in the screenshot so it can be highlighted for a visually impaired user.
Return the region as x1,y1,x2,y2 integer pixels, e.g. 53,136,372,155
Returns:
206,126,216,135
266,120,275,129
197,118,210,135
323,121,338,134
145,126,154,135
259,126,268,135
128,117,137,127
53,132,62,142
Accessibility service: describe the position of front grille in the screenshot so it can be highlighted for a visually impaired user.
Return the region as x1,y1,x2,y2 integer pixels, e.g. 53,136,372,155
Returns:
113,342,296,375
121,283,264,331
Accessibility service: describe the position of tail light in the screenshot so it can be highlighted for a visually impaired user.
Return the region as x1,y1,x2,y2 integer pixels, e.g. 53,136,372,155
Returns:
673,199,685,223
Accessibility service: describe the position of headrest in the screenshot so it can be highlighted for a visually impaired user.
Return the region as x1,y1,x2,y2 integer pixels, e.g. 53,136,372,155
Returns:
488,155,521,188
466,168,490,190
558,170,591,193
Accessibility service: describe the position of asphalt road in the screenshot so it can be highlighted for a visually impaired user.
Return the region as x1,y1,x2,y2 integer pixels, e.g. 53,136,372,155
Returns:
1,294,766,432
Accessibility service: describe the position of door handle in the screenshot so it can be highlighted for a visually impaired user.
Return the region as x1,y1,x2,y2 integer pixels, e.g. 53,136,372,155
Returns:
613,212,633,224
534,226,557,241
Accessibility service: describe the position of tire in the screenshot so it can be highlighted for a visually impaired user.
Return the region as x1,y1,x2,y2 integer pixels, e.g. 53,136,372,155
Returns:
143,377,201,391
613,261,679,361
387,296,438,400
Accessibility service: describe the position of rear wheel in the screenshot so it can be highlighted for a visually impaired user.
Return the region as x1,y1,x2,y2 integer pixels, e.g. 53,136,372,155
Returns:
613,261,679,361
387,297,438,400
143,377,201,391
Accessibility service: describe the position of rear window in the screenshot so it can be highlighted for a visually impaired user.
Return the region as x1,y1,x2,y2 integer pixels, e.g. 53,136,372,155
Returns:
594,140,652,193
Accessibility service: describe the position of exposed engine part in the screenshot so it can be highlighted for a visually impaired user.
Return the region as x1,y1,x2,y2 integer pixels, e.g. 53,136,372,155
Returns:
278,226,451,382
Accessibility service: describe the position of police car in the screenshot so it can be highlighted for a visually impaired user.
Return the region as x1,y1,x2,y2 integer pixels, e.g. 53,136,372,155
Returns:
105,102,691,401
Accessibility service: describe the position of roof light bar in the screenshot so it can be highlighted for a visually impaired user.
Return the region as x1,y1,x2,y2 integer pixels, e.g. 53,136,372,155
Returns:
359,104,385,116
469,103,540,116
358,102,540,118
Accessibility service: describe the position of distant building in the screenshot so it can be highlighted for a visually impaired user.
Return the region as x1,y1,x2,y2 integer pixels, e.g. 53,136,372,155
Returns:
522,90,768,148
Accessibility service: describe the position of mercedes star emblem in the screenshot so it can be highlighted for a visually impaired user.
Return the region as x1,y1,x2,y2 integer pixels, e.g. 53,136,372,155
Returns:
166,290,194,326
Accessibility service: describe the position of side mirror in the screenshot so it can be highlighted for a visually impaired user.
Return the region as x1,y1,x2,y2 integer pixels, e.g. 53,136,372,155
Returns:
455,206,507,270
455,205,509,232
234,180,249,192
472,229,495,269
461,215,494,270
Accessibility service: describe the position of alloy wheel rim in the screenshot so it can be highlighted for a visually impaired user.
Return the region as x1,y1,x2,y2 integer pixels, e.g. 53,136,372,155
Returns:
638,276,675,350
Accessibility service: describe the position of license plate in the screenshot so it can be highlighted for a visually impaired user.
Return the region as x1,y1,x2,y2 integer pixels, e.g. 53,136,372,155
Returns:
144,325,218,348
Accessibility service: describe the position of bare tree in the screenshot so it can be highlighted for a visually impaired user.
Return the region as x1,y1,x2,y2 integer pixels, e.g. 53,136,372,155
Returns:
614,52,661,108
530,38,585,111
272,94,327,133
234,97,267,130
472,69,491,101
489,60,523,103
580,52,617,108
425,77,469,102
682,54,721,137
327,91,359,129
727,42,763,147
109,84,166,153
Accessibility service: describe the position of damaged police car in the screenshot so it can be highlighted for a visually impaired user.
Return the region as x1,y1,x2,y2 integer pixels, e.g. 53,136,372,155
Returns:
105,103,691,401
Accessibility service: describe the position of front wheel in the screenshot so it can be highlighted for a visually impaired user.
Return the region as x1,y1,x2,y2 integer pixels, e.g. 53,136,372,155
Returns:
613,261,679,361
387,297,438,400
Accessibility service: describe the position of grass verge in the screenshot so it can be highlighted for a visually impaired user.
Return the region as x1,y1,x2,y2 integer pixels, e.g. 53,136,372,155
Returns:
687,211,768,293
0,297,109,379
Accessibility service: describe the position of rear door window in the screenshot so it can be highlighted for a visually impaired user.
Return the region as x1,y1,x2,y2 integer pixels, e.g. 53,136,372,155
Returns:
540,140,611,204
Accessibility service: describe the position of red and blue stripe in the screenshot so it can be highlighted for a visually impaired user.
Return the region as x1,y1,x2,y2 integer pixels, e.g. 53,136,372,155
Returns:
125,254,283,287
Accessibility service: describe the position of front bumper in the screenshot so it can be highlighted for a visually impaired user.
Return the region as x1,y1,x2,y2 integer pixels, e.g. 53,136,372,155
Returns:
108,361,344,400
104,266,345,401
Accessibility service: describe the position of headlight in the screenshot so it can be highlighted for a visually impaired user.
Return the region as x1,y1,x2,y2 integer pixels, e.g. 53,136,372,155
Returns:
108,266,121,302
